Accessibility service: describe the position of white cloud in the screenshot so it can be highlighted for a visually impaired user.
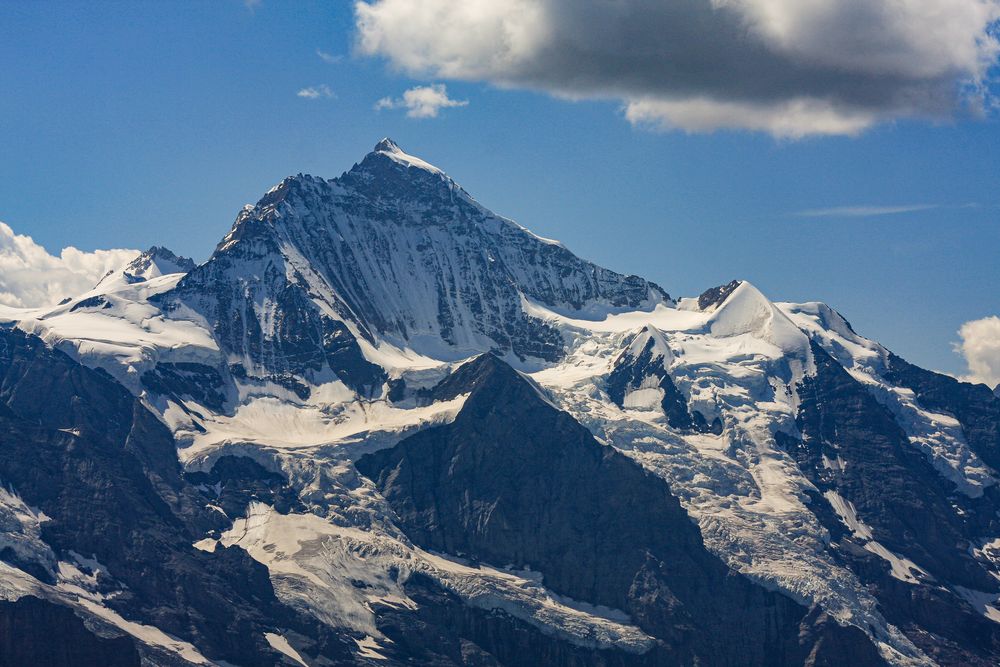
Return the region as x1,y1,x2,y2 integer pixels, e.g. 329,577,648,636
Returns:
297,84,336,99
956,316,1000,388
794,204,939,218
316,49,342,64
354,0,1000,137
0,222,138,308
374,83,468,118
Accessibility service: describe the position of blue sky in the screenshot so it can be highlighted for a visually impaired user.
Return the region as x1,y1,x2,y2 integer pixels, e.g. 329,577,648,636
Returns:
0,0,998,377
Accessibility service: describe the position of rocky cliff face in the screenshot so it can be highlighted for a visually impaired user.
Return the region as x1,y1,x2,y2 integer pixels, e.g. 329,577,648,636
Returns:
0,596,141,667
157,139,667,401
0,328,357,666
359,354,883,667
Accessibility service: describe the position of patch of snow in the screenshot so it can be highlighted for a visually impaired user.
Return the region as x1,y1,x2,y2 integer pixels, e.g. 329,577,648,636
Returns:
375,138,444,175
354,635,387,661
622,387,664,410
954,586,1000,624
265,632,309,666
74,597,214,665
179,392,467,463
824,491,928,584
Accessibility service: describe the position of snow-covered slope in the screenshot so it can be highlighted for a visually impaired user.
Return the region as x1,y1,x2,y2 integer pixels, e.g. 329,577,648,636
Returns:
2,142,999,666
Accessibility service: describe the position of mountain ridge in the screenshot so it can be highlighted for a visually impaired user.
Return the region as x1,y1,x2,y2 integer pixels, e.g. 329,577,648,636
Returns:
0,139,997,666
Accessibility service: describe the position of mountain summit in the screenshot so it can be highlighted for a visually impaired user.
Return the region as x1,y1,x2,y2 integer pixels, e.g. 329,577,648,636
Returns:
159,140,668,394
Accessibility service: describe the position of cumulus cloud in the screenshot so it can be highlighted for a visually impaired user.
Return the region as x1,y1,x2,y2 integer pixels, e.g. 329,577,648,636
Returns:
956,316,1000,388
0,222,138,308
297,84,335,99
354,0,1000,137
375,83,468,118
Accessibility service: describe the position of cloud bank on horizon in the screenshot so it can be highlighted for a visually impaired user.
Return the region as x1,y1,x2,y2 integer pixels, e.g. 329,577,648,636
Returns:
354,0,1000,138
0,222,137,308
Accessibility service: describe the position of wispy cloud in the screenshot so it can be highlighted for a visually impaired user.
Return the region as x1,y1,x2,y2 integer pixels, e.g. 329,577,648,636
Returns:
375,83,467,118
794,204,938,218
316,49,342,64
244,0,261,12
297,84,335,100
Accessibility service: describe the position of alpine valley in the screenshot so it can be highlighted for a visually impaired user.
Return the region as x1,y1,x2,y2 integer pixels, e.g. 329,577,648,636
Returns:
1,139,999,667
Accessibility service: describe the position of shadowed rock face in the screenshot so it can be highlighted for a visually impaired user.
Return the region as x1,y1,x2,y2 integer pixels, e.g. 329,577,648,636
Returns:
0,596,141,667
883,352,1000,473
0,328,356,666
606,329,722,433
782,342,1000,664
358,354,884,667
374,572,664,667
698,279,742,311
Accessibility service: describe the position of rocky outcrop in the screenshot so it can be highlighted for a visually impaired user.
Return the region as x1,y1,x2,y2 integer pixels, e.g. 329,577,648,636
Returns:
358,354,883,666
0,596,141,667
697,279,742,311
606,327,722,433
0,328,356,666
883,352,1000,472
374,573,664,667
784,342,1000,663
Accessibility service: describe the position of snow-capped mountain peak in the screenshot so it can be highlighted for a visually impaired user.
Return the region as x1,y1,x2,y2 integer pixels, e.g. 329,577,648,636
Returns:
124,246,196,279
706,280,809,354
94,245,195,290
369,137,443,175
157,140,670,396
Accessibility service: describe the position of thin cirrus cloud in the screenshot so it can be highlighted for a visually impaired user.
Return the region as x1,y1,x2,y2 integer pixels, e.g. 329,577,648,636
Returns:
316,49,343,64
297,84,336,99
0,222,138,308
794,204,939,218
354,0,1000,138
955,315,1000,388
375,83,468,118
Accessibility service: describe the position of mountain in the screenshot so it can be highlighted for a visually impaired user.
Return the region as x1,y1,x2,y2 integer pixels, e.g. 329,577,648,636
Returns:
154,138,666,398
1,140,999,666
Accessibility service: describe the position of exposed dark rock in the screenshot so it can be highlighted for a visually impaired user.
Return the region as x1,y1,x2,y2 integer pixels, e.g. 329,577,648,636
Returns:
781,342,1000,663
0,328,356,666
606,330,695,430
883,352,1000,472
793,342,996,589
606,329,724,434
358,353,883,666
156,239,387,398
697,279,742,311
185,455,304,518
374,572,665,666
141,361,228,412
69,295,111,312
0,596,141,667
